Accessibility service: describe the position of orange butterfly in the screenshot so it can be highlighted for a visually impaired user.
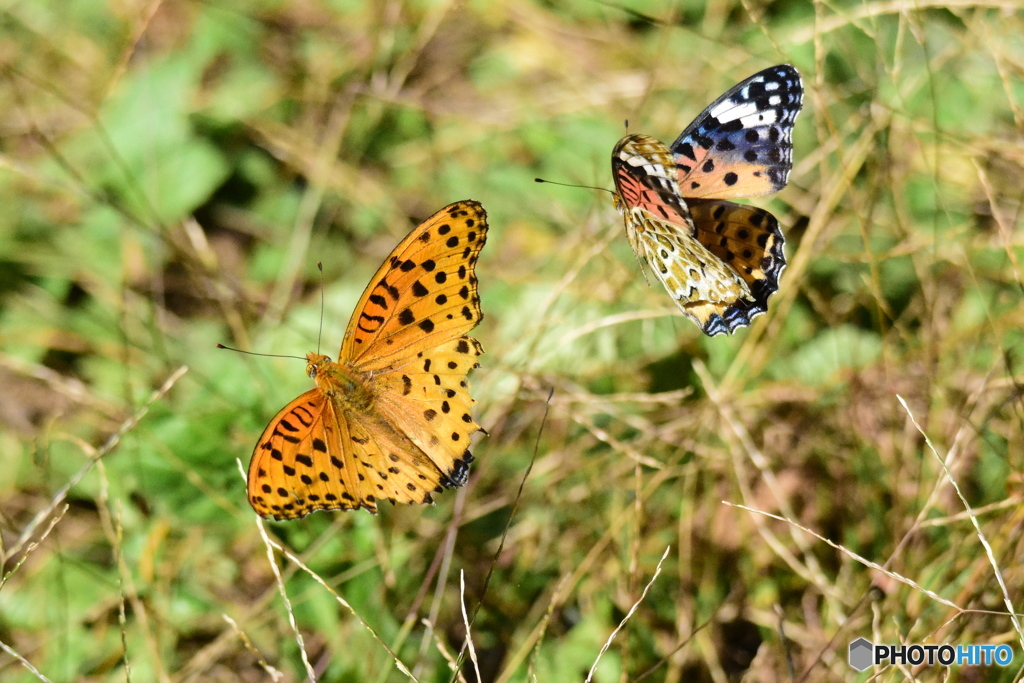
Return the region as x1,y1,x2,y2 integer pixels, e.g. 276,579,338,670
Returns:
247,200,488,520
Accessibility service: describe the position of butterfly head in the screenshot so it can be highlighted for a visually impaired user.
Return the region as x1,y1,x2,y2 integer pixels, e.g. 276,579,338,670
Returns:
305,352,333,379
611,192,626,215
306,351,374,409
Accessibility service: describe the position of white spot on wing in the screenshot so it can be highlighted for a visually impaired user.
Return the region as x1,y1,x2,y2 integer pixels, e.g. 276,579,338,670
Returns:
708,100,759,122
740,109,777,127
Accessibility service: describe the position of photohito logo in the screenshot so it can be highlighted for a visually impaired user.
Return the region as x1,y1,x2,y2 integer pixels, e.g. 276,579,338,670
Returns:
848,638,1014,671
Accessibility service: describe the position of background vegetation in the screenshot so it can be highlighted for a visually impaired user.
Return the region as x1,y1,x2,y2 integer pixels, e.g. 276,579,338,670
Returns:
1,0,1023,681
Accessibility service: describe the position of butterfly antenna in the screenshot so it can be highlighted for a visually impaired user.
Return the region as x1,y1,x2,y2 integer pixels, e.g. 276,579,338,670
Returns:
450,387,554,683
316,261,325,355
215,344,305,361
534,177,614,196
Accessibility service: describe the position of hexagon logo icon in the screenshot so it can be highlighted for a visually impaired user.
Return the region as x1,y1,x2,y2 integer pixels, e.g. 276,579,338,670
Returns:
849,638,874,671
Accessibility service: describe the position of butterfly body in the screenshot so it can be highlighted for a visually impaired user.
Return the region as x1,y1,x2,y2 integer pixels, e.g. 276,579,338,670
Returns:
305,353,373,409
611,65,802,336
247,201,488,520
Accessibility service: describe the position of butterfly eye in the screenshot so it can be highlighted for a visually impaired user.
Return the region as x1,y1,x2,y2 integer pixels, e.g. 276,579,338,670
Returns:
307,363,318,378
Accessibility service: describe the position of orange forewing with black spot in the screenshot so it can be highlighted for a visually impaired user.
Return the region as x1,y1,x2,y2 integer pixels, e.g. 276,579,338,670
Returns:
246,201,487,520
670,64,802,200
341,201,486,370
